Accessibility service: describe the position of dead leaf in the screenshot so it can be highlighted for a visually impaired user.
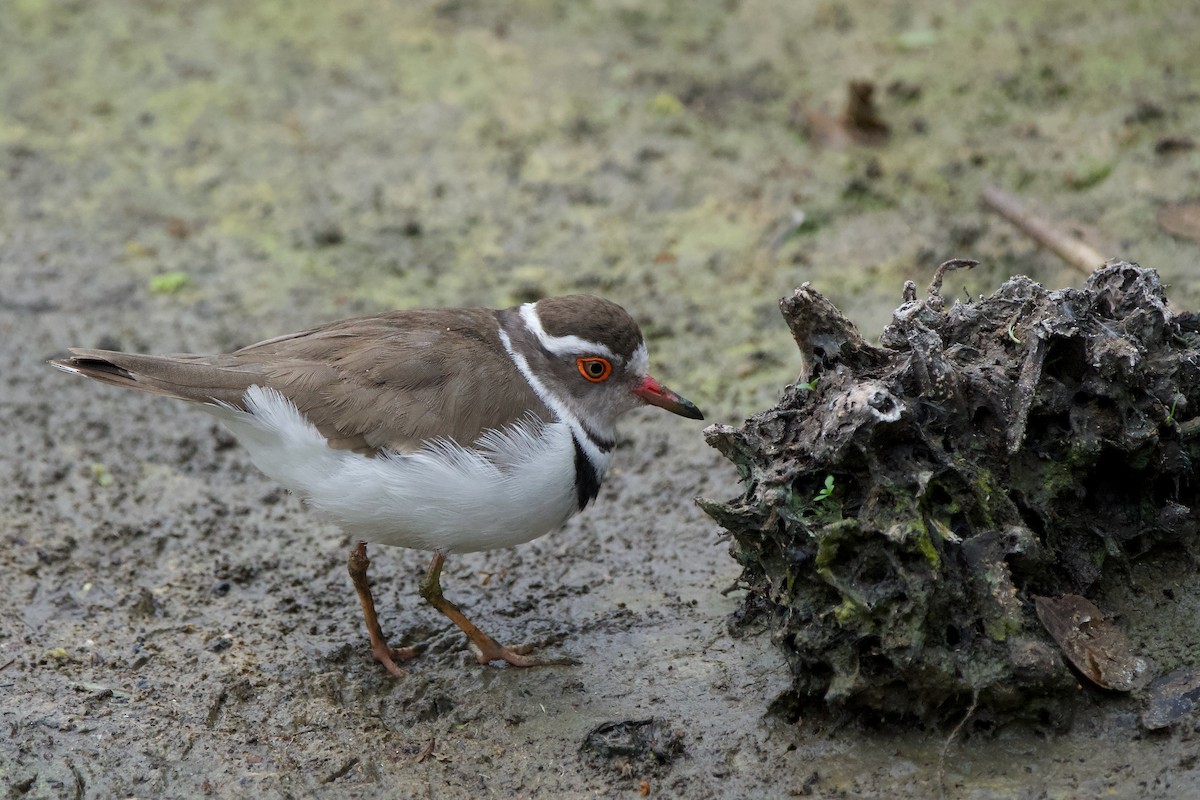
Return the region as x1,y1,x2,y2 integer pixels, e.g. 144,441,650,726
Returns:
1034,594,1149,691
1155,136,1195,155
797,80,890,149
415,737,435,764
165,217,191,239
843,81,890,143
1157,202,1200,243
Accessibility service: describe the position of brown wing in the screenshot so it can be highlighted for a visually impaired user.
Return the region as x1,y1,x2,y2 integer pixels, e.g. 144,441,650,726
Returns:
54,308,549,454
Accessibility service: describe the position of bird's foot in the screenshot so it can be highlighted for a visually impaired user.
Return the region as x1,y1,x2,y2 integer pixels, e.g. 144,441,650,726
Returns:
420,550,577,669
470,641,578,668
370,641,421,678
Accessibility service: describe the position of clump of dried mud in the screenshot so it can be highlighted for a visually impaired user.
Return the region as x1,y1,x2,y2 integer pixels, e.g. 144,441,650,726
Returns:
700,262,1200,718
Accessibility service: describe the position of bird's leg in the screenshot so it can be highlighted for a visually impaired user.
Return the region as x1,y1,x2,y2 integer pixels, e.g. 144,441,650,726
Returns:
347,542,419,677
418,551,574,668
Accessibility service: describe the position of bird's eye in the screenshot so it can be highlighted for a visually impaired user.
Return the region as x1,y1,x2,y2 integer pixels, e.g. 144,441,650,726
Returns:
577,357,612,382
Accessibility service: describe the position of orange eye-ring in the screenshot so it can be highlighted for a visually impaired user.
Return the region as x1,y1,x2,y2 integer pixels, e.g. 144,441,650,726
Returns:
577,357,612,382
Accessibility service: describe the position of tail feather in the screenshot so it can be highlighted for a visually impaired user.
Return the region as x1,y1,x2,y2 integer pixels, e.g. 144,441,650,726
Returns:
51,348,258,408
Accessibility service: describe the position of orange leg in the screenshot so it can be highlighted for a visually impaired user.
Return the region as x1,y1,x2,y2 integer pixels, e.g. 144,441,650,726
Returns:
347,542,419,678
418,551,574,667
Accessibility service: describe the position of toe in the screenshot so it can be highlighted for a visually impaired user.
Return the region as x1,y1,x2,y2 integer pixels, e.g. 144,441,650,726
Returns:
472,643,576,668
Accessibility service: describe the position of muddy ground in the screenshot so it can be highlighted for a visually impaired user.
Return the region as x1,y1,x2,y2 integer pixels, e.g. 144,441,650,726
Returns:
3,1,1200,797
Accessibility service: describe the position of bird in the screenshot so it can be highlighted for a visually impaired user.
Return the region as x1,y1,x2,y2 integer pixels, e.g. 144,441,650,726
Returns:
51,295,704,677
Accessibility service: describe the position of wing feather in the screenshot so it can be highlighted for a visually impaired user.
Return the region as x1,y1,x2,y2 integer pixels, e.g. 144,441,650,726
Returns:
54,308,549,454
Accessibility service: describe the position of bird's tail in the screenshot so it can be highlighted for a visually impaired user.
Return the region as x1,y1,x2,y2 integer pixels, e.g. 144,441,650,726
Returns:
50,349,256,409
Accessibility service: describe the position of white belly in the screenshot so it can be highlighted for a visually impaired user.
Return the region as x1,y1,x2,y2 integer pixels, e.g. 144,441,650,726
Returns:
208,385,593,553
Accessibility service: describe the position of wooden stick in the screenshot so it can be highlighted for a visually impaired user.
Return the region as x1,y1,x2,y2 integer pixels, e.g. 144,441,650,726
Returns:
981,185,1105,275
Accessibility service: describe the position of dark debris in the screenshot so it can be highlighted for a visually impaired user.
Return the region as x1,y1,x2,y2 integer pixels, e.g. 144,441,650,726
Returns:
699,262,1200,719
1142,668,1200,730
580,719,685,776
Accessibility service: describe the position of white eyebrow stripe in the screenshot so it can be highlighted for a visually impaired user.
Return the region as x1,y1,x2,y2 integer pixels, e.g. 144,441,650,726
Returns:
520,303,619,362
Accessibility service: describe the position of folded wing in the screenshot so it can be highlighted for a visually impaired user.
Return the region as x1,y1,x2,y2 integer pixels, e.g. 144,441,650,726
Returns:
53,308,549,454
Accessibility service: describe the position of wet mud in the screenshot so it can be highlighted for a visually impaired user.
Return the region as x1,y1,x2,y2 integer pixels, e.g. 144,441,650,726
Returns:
4,1,1200,797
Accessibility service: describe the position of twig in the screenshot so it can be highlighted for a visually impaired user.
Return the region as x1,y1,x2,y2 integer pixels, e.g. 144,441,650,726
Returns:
937,690,979,800
926,259,979,311
66,757,85,800
981,185,1105,275
320,757,360,784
